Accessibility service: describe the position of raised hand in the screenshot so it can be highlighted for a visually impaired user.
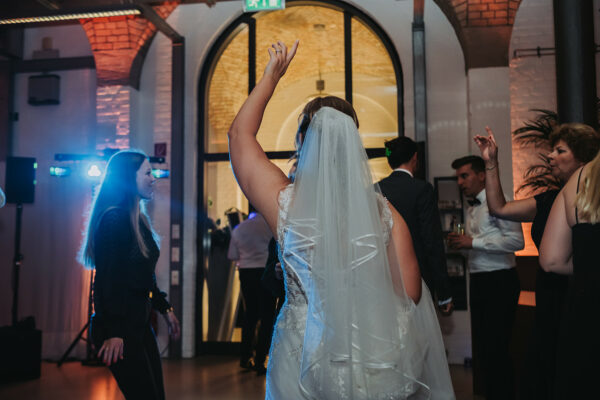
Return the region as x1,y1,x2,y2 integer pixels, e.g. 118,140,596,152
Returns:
264,40,299,82
474,126,499,163
98,337,124,366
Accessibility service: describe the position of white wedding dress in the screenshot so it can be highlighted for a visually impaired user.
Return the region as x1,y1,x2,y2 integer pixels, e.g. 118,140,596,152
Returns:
264,107,454,400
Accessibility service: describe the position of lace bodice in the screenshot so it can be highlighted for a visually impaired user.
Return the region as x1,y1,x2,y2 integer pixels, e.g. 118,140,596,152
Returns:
273,183,394,321
277,184,393,249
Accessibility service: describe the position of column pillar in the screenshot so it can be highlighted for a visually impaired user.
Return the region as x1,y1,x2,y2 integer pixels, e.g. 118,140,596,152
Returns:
553,0,597,127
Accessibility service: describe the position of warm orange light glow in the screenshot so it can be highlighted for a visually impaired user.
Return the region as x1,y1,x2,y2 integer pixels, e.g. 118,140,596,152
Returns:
518,290,535,307
516,222,538,256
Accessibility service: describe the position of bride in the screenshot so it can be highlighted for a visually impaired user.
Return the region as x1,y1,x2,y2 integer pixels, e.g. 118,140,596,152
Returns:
228,40,454,399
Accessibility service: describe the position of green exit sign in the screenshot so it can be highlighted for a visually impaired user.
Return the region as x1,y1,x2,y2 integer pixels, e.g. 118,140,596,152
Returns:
244,0,285,12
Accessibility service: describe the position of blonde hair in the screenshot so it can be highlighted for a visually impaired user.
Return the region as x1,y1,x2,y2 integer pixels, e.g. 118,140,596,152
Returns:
576,151,600,224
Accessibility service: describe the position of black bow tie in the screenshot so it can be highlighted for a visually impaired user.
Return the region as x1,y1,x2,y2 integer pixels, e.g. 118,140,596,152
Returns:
468,198,481,206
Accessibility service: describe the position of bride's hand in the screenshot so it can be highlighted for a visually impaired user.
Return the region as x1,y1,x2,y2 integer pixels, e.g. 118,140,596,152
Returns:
264,40,299,83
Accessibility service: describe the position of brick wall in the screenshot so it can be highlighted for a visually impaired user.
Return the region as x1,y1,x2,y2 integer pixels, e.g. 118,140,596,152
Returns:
510,0,600,255
509,0,556,256
81,2,179,151
96,85,131,150
80,2,178,86
449,0,520,27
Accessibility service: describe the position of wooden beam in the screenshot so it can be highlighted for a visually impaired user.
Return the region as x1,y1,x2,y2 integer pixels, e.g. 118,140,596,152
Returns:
14,56,95,72
136,2,183,43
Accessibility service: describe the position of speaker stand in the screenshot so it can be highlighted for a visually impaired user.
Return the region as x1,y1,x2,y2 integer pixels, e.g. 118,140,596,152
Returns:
57,269,102,367
12,203,23,326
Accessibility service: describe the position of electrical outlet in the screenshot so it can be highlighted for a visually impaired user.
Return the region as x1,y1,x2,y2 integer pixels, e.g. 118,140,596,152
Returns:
171,246,180,262
171,270,180,286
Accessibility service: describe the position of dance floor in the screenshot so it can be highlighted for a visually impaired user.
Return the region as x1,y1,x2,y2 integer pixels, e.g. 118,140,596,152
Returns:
0,356,481,400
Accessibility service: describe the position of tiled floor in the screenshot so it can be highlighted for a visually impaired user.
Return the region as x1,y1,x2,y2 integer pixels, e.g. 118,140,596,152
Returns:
0,357,480,399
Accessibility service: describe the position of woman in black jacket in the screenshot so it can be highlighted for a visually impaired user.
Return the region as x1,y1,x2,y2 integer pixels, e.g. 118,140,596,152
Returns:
80,150,180,400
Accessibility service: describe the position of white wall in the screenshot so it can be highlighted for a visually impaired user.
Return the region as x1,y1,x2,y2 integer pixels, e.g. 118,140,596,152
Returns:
508,0,557,256
509,0,556,191
423,0,472,365
468,67,513,196
425,0,469,180
130,28,175,353
0,24,96,359
23,24,93,59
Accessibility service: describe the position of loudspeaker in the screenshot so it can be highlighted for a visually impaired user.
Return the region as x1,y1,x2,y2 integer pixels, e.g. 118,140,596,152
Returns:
0,326,42,382
5,156,36,204
28,74,60,105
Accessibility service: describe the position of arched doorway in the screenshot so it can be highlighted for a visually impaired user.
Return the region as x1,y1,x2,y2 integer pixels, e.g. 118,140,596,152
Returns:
196,0,404,352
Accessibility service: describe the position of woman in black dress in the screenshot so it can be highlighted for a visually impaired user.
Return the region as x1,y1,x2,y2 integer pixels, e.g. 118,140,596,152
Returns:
540,150,600,399
80,150,180,400
474,123,600,399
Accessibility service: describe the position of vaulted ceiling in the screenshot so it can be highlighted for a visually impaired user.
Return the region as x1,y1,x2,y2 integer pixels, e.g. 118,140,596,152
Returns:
1,0,523,69
433,0,522,68
0,0,221,18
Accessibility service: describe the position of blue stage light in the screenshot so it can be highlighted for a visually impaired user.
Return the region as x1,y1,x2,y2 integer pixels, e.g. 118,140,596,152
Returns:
49,166,71,177
151,168,170,179
87,164,103,178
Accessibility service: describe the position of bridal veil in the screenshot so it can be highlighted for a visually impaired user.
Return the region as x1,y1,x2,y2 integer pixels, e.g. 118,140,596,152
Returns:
282,106,454,399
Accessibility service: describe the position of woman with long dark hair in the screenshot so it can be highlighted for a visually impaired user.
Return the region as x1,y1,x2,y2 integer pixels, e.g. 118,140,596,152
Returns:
80,150,180,400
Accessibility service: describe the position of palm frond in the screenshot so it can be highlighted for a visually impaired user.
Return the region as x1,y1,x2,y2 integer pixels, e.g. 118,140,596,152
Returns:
513,101,598,194
513,108,559,193
522,164,551,178
512,109,558,145
517,177,561,195
516,160,561,195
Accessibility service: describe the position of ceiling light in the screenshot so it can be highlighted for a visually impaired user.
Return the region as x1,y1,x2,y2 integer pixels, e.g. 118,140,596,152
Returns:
0,9,141,25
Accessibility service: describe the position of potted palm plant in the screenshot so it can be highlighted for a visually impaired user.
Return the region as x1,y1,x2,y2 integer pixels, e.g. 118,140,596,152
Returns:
512,109,561,195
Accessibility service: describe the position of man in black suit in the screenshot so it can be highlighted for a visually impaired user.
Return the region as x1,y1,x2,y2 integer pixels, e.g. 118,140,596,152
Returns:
377,137,453,314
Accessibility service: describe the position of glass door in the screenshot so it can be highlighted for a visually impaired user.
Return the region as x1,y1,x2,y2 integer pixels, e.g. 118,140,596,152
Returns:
198,1,402,349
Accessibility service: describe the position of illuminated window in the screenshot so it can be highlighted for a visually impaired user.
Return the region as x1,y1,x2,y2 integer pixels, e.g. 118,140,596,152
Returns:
198,1,402,344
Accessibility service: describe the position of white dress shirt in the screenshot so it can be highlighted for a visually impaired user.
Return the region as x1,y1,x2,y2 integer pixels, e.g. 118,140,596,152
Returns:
227,213,273,269
394,167,413,177
466,190,524,273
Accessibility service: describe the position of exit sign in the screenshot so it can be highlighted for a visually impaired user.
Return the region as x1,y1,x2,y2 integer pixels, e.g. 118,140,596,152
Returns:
244,0,285,12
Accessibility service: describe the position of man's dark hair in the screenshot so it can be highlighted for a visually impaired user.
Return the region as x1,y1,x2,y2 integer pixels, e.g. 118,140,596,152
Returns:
451,155,485,174
384,137,417,169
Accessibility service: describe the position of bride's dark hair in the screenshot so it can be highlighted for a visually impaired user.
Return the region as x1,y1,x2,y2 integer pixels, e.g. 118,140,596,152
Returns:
293,96,359,159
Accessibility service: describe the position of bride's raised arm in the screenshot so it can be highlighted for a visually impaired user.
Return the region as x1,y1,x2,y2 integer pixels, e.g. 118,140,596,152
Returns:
228,40,299,234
